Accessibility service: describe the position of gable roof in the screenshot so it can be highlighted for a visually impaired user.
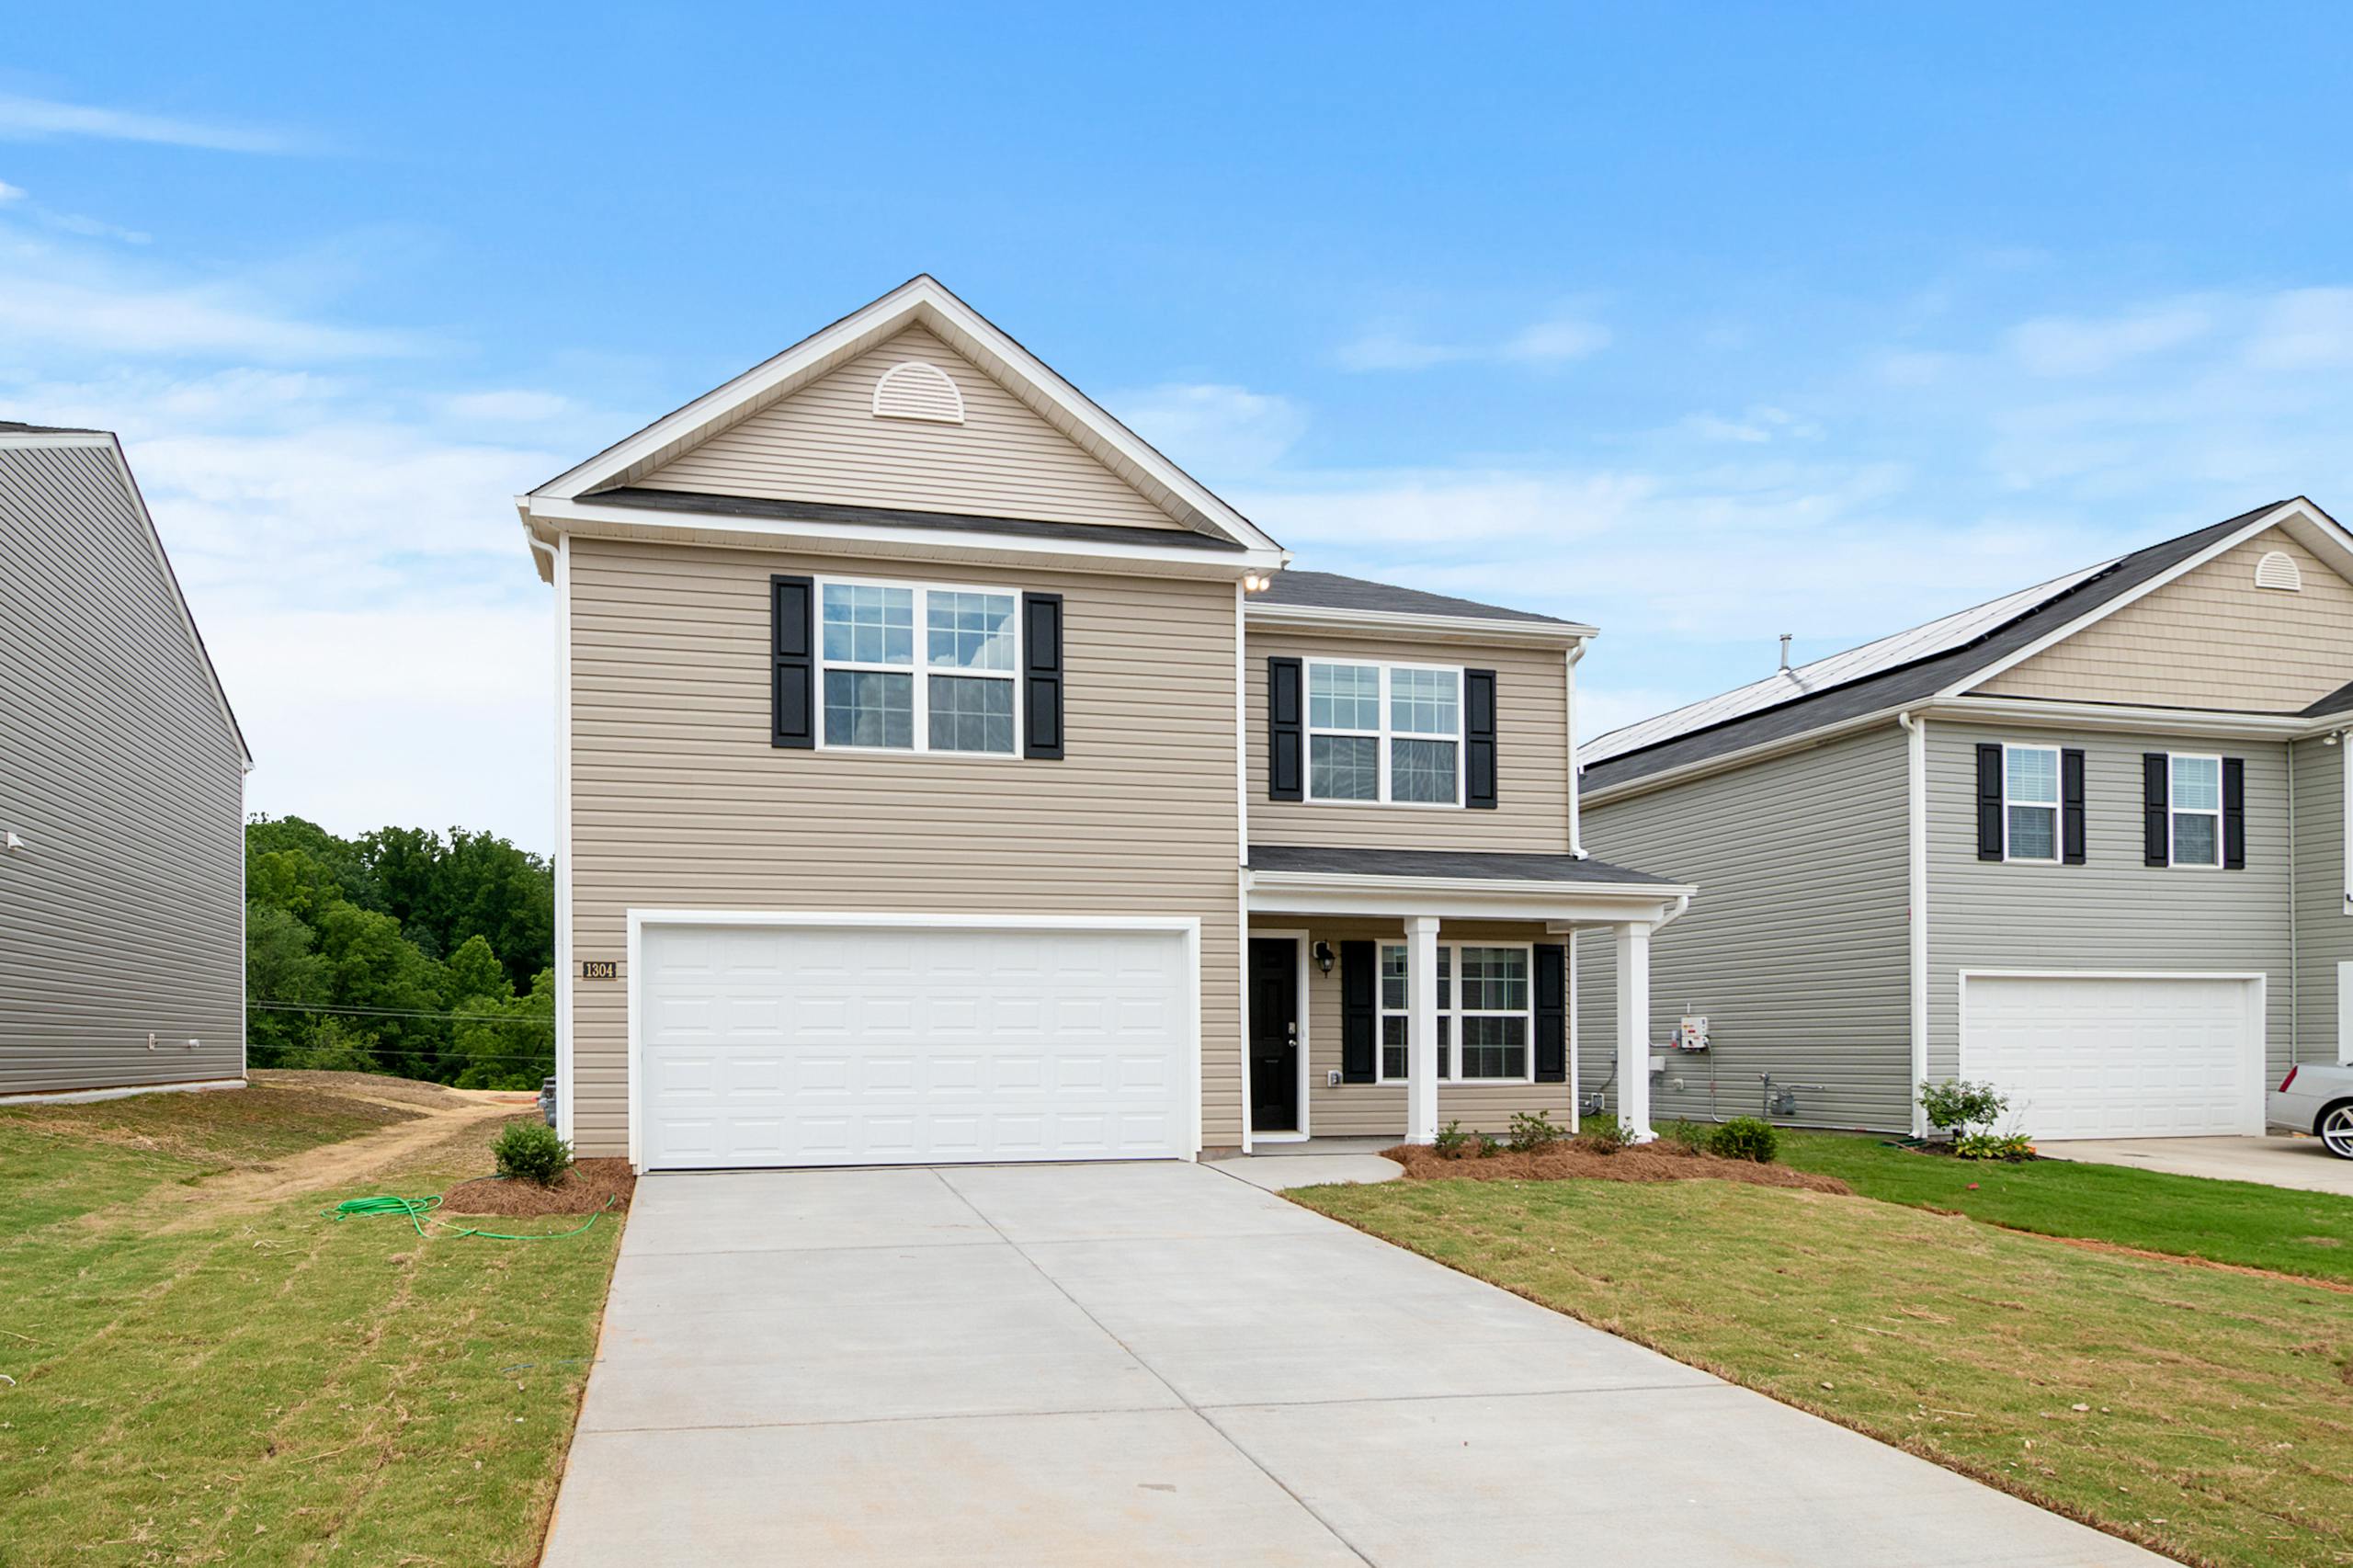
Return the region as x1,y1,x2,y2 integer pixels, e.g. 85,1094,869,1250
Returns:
527,275,1282,556
0,425,251,769
1251,569,1576,626
1581,499,2344,795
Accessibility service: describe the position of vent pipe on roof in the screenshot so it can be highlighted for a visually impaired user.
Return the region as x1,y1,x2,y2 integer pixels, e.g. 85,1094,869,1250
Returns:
1778,633,1792,672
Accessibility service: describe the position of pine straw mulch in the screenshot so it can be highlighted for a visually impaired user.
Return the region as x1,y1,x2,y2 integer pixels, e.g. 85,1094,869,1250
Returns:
1381,1138,1853,1194
440,1158,638,1215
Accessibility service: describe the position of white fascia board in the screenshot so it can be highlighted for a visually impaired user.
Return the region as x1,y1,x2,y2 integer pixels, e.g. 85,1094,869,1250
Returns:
1921,695,2316,741
1245,600,1595,647
524,497,1283,579
529,276,1279,554
1942,500,2343,699
1245,869,1692,923
0,429,113,450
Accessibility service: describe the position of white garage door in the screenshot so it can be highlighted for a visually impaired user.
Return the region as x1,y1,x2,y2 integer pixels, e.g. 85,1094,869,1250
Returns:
636,921,1192,1169
1960,973,2262,1141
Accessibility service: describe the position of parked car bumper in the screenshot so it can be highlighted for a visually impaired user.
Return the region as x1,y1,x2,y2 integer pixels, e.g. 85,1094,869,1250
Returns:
2268,1086,2326,1135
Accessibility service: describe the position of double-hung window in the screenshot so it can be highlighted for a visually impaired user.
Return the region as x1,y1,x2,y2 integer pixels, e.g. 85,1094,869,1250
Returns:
1375,943,1531,1083
819,579,1017,754
1307,661,1462,805
2002,744,2061,862
2167,754,2222,867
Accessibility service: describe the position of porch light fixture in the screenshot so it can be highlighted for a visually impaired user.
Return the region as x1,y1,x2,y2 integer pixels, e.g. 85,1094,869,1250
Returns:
1313,940,1335,975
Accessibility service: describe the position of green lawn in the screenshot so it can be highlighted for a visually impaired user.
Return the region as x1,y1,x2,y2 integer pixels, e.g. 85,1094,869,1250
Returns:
0,1083,620,1567
1770,1128,2353,1283
1298,1176,2353,1568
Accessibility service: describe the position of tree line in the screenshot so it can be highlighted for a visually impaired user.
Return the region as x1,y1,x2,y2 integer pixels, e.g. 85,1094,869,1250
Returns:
244,816,555,1089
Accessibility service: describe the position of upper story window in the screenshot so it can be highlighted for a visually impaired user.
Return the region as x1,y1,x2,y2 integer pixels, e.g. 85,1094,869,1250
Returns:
2166,753,2222,867
1376,942,1531,1083
819,579,1017,754
2003,744,2061,862
1306,660,1462,805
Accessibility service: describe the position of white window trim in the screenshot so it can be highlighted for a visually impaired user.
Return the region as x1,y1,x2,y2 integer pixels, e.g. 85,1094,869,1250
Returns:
1374,939,1535,1085
813,573,1023,758
2001,742,2062,864
2166,751,2223,869
1304,658,1466,808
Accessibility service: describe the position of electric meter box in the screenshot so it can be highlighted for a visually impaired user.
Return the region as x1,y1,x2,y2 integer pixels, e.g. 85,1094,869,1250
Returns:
1673,1015,1710,1051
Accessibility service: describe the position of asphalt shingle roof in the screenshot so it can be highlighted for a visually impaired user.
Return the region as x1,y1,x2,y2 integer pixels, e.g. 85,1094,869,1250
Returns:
1248,843,1677,885
1252,570,1574,625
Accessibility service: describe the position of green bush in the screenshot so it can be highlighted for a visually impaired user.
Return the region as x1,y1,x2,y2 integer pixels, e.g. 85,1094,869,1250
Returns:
1473,1132,1503,1158
1955,1131,2036,1162
1707,1117,1780,1163
1433,1119,1472,1158
1506,1108,1567,1153
1581,1119,1634,1155
492,1121,573,1187
1919,1078,2010,1140
1660,1119,1711,1154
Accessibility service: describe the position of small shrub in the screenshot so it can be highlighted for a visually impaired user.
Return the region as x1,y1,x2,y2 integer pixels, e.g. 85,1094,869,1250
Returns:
1433,1119,1472,1159
1919,1078,2010,1140
1954,1131,2036,1162
493,1121,573,1187
1506,1108,1567,1153
1473,1132,1503,1158
1708,1117,1780,1163
1661,1119,1711,1155
1581,1119,1634,1155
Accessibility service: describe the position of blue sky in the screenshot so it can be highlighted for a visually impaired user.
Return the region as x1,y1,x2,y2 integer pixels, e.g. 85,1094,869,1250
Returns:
6,5,2350,852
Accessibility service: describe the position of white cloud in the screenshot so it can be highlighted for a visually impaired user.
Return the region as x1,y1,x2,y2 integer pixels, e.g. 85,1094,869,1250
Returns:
438,389,579,424
2245,288,2353,369
0,92,300,153
0,179,22,202
39,210,151,244
1337,312,1610,372
2004,303,2210,376
0,268,412,360
1108,382,1306,478
1500,316,1612,363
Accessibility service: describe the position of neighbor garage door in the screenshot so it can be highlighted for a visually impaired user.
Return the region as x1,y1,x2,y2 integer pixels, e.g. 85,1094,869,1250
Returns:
636,921,1192,1169
1959,972,2261,1141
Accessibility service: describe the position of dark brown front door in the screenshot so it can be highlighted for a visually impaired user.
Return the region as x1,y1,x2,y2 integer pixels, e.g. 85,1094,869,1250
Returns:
1248,937,1300,1133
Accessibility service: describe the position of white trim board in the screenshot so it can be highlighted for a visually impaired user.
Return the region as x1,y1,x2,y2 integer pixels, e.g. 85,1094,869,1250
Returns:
551,534,575,1147
621,910,1205,1172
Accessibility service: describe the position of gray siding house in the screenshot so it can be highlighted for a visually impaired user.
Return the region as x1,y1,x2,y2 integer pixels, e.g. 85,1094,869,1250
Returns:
0,423,250,1101
1576,499,2353,1142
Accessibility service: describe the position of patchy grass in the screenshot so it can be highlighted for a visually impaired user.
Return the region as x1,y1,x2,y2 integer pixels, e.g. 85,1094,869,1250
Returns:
0,1079,421,1170
1297,1176,2353,1568
1771,1129,2353,1284
0,1081,620,1567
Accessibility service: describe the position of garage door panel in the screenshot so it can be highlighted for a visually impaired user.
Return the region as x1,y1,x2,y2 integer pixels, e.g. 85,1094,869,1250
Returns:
1960,974,2258,1142
640,923,1190,1169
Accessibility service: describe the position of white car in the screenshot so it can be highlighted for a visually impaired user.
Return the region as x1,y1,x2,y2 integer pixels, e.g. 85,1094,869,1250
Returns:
2268,1063,2353,1159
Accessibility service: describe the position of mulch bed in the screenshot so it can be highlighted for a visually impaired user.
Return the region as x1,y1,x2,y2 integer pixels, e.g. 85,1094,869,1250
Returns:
441,1158,637,1216
1381,1139,1853,1195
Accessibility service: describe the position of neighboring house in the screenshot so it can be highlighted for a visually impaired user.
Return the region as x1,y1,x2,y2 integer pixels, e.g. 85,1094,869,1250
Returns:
0,423,251,1102
518,276,1689,1170
1575,500,2353,1142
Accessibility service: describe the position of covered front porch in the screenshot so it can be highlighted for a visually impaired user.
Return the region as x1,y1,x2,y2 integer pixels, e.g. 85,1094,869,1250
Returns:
1239,845,1694,1153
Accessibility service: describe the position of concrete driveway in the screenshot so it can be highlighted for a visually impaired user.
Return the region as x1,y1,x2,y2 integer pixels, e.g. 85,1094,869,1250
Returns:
543,1161,2161,1567
2039,1134,2353,1196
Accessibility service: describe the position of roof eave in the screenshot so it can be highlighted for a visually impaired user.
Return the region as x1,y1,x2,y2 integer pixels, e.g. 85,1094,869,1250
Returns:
1245,598,1595,646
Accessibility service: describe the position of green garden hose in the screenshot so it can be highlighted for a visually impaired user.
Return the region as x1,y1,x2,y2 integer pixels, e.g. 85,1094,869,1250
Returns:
324,1191,615,1241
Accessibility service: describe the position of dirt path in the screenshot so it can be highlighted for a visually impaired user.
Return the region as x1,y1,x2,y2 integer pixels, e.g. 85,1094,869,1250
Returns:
127,1091,536,1233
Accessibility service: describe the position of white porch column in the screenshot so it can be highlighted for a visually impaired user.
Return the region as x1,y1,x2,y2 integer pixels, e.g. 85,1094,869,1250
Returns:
1614,920,1655,1142
1405,915,1440,1144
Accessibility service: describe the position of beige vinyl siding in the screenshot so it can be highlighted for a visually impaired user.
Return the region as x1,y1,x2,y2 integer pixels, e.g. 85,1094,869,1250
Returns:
1261,919,1576,1138
635,326,1184,531
0,443,246,1095
2290,736,2350,1064
565,536,1241,1158
1244,627,1571,852
1575,725,1914,1131
1977,528,2353,711
1925,721,2293,1088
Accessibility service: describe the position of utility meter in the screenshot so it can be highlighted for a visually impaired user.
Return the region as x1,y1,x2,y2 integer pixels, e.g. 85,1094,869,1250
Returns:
1673,1015,1710,1051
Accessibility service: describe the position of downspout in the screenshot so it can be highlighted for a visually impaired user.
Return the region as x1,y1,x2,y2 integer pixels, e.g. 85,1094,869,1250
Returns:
2288,736,2298,1060
1234,579,1251,1156
1566,639,1589,858
1898,711,1928,1137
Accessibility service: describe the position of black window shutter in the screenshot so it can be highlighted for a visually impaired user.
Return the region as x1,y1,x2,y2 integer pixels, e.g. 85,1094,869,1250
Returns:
1975,744,2004,860
770,574,814,749
1465,668,1498,810
2222,756,2246,869
1267,656,1303,801
1021,592,1064,759
2143,754,2169,866
1533,943,1567,1083
2061,748,2086,865
1339,939,1376,1084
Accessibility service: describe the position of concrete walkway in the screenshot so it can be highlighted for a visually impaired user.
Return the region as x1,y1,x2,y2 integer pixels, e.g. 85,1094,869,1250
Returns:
543,1161,2163,1567
2039,1133,2353,1196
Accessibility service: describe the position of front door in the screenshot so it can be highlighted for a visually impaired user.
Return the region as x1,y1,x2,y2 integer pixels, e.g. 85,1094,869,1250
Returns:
1248,937,1301,1133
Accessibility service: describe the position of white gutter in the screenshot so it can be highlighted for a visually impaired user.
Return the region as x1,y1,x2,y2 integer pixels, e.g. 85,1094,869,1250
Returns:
1245,599,1594,647
1898,711,1929,1136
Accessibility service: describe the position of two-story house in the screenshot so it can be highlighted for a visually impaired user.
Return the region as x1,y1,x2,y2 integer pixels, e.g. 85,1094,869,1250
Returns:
519,277,1688,1170
1575,501,2353,1146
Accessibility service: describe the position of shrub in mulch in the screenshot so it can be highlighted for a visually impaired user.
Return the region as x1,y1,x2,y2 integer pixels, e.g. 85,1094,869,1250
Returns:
441,1158,637,1216
1381,1137,1852,1195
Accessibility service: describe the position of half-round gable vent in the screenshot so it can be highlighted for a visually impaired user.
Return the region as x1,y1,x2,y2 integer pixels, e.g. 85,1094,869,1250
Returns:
871,360,965,425
2255,549,2302,592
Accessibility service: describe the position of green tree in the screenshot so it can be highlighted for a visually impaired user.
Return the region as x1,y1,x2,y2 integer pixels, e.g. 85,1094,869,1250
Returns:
244,901,328,1065
445,934,509,1006
451,967,556,1090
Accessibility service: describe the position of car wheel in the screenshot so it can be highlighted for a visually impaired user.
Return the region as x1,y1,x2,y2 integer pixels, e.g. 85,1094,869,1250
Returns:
2323,1103,2353,1161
